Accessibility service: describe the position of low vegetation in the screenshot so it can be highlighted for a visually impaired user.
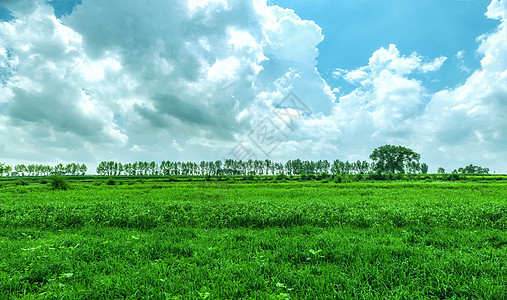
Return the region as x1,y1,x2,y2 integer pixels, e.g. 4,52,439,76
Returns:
0,178,505,298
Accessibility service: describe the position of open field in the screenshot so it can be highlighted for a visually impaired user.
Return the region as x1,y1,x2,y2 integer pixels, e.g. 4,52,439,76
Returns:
0,178,506,299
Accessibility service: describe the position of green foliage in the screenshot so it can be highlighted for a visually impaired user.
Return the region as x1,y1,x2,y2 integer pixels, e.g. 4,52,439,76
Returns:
166,176,178,182
15,179,28,186
333,174,342,183
0,180,505,298
457,164,490,174
420,163,429,174
49,175,69,190
242,175,254,181
370,145,422,174
275,173,287,181
106,178,116,185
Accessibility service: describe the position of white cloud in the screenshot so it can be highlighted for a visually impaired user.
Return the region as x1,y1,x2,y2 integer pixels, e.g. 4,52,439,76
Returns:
0,0,506,174
171,139,185,153
0,0,334,168
415,1,507,171
311,2,507,172
420,56,447,72
455,50,472,72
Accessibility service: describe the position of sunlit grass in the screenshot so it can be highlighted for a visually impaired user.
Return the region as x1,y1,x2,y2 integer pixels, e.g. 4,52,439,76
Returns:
0,180,505,298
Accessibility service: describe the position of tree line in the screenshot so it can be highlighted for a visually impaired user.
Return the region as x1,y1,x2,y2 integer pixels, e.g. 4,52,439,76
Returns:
0,163,87,177
437,164,490,175
95,158,428,176
95,145,431,176
0,145,492,177
95,159,375,176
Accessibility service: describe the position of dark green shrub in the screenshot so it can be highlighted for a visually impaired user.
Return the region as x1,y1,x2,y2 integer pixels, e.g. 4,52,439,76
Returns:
301,174,315,181
392,173,403,180
333,175,342,183
106,178,116,185
15,179,28,186
445,173,460,181
316,173,329,181
341,175,353,183
242,175,254,181
166,176,178,182
49,175,69,191
276,173,287,181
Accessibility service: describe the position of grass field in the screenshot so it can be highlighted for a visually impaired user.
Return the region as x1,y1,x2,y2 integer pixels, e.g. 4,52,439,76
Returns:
0,178,506,299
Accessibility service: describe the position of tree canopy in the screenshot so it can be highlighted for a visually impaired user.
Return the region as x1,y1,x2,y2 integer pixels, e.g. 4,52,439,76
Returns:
369,145,421,174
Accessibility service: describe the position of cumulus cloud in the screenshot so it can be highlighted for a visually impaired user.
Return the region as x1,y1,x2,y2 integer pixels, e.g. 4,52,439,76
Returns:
0,1,127,164
0,0,506,173
417,0,507,169
310,1,507,172
0,0,334,167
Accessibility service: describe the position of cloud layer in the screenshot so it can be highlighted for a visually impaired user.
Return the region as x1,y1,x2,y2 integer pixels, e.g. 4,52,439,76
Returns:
0,0,506,172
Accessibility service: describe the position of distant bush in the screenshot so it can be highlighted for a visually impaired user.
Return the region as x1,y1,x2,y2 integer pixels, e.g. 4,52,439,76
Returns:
300,174,315,181
166,176,178,182
49,175,69,190
106,178,116,185
276,174,287,181
392,173,403,181
15,179,28,186
445,173,460,181
341,175,353,183
242,175,254,181
316,173,330,181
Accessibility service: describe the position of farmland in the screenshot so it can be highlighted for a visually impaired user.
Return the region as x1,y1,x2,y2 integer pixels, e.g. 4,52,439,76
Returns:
0,178,506,299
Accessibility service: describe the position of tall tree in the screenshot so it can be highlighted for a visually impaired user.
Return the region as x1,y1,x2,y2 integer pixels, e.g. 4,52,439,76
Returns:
420,163,429,174
369,145,421,174
14,164,27,176
79,164,87,175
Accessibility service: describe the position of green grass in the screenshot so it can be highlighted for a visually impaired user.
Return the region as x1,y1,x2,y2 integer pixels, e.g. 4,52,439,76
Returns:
0,180,506,299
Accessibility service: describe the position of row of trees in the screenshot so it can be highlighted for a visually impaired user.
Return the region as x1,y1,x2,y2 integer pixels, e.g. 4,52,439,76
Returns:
437,164,490,175
96,159,429,177
94,145,431,176
96,159,376,176
0,163,13,177
1,145,491,177
0,163,87,176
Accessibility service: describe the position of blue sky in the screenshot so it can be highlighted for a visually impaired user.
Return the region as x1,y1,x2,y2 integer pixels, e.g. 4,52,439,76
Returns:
271,0,499,92
0,0,506,173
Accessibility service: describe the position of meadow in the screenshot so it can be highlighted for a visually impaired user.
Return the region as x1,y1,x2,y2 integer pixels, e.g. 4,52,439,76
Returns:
0,177,505,299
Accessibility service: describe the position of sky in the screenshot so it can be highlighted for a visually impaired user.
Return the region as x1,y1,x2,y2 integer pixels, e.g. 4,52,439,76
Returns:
0,0,506,173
